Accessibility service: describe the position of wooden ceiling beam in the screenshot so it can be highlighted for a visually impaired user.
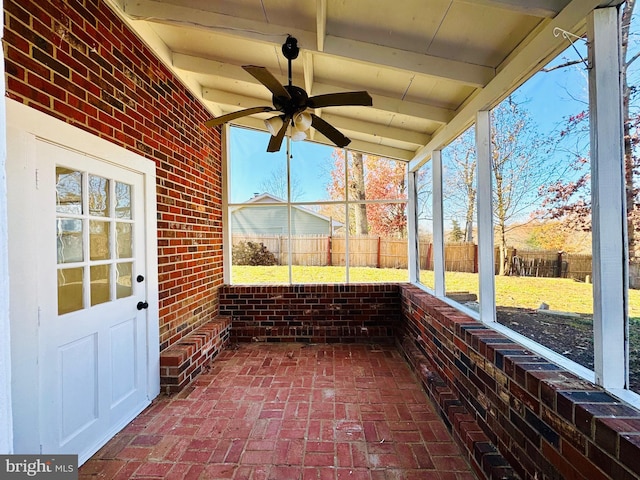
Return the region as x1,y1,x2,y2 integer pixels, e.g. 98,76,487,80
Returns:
457,0,569,18
123,0,494,87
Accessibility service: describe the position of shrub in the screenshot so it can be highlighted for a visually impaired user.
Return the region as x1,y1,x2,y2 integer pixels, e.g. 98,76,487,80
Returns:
232,241,277,266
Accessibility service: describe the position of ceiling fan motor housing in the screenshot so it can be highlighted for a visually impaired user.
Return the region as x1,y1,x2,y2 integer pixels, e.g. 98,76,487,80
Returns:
273,85,309,117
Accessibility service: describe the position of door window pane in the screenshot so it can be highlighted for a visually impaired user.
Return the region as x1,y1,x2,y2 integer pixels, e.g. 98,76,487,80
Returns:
115,182,132,219
57,219,83,263
90,220,110,260
89,175,109,217
116,262,133,299
116,223,133,258
58,267,83,315
56,165,139,314
56,168,83,215
90,264,111,306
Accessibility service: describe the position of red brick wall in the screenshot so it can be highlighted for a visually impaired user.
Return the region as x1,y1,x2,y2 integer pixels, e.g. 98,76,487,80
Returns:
219,284,401,343
3,0,223,350
399,284,640,480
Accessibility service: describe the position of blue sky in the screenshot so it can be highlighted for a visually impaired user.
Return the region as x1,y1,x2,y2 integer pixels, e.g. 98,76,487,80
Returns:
229,128,336,203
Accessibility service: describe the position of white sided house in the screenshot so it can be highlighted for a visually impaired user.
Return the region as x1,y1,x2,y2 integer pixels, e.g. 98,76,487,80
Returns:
231,193,342,235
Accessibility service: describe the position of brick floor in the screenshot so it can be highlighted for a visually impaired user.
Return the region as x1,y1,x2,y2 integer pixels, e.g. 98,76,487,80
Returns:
80,343,477,479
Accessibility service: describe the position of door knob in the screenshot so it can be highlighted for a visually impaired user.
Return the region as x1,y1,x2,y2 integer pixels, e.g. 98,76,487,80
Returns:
137,301,149,310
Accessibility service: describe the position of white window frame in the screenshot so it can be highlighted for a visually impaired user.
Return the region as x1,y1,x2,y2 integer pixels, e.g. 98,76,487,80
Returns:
223,129,410,285
406,5,640,408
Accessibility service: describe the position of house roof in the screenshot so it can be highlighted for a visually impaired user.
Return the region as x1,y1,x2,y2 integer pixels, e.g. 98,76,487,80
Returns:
231,193,345,227
107,0,622,164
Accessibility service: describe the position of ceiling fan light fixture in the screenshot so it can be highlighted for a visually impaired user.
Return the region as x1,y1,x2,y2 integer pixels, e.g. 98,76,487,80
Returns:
293,111,312,131
265,116,284,136
290,129,307,142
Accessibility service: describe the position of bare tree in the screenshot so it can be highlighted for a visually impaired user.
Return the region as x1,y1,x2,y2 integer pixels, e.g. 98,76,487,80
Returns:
443,96,557,275
491,96,557,275
258,166,304,201
442,128,477,243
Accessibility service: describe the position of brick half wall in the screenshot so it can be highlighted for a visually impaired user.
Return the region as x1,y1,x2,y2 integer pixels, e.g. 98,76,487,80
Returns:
398,284,640,480
219,284,401,343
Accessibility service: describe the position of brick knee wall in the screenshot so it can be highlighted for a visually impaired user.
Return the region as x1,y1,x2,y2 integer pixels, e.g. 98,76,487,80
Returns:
218,284,401,343
160,316,231,394
399,284,640,480
399,330,518,479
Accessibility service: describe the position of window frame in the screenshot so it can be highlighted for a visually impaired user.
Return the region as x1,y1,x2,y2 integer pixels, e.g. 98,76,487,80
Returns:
224,129,410,285
406,8,639,408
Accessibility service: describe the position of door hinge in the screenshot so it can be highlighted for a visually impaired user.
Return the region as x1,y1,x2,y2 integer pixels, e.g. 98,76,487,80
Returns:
37,306,41,327
35,168,40,189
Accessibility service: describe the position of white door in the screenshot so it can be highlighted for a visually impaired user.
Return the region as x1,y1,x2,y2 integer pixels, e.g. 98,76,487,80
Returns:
37,141,151,460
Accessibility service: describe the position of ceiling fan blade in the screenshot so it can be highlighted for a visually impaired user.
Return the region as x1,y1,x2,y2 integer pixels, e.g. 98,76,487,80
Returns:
311,114,351,148
243,65,291,100
267,115,290,152
204,106,274,127
307,91,372,109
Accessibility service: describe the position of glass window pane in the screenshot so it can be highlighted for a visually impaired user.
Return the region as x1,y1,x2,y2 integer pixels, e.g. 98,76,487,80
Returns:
442,127,479,309
115,182,132,219
56,167,82,215
89,175,110,217
231,205,288,284
57,218,83,263
229,127,287,203
90,220,110,261
290,204,346,284
492,44,593,372
91,264,110,306
58,267,83,315
346,204,408,283
417,163,434,289
625,8,640,395
116,222,133,258
342,153,407,203
288,141,338,202
116,262,133,299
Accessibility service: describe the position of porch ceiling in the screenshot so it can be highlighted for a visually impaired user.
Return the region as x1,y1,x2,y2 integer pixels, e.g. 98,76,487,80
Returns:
107,0,621,162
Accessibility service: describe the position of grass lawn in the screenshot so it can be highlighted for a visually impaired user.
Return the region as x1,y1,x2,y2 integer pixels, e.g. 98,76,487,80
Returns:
232,265,640,320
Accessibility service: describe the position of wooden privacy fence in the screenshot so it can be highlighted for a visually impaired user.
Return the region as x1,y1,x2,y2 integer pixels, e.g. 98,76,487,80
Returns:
232,234,594,279
503,248,592,281
232,234,408,269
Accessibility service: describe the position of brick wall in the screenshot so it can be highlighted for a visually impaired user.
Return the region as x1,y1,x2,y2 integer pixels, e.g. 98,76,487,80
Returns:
399,284,640,480
3,0,223,350
160,316,231,394
219,284,401,343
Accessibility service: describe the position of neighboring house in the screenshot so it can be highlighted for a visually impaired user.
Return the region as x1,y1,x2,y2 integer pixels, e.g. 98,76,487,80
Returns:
231,193,342,235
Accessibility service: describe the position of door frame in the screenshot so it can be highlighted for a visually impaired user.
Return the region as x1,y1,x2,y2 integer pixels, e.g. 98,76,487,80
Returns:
6,99,159,461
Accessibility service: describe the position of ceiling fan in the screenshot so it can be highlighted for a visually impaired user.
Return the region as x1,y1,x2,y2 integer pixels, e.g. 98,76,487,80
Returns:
204,36,373,152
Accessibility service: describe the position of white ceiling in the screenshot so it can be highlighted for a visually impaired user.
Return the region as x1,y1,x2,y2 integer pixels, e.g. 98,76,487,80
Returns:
109,0,621,162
